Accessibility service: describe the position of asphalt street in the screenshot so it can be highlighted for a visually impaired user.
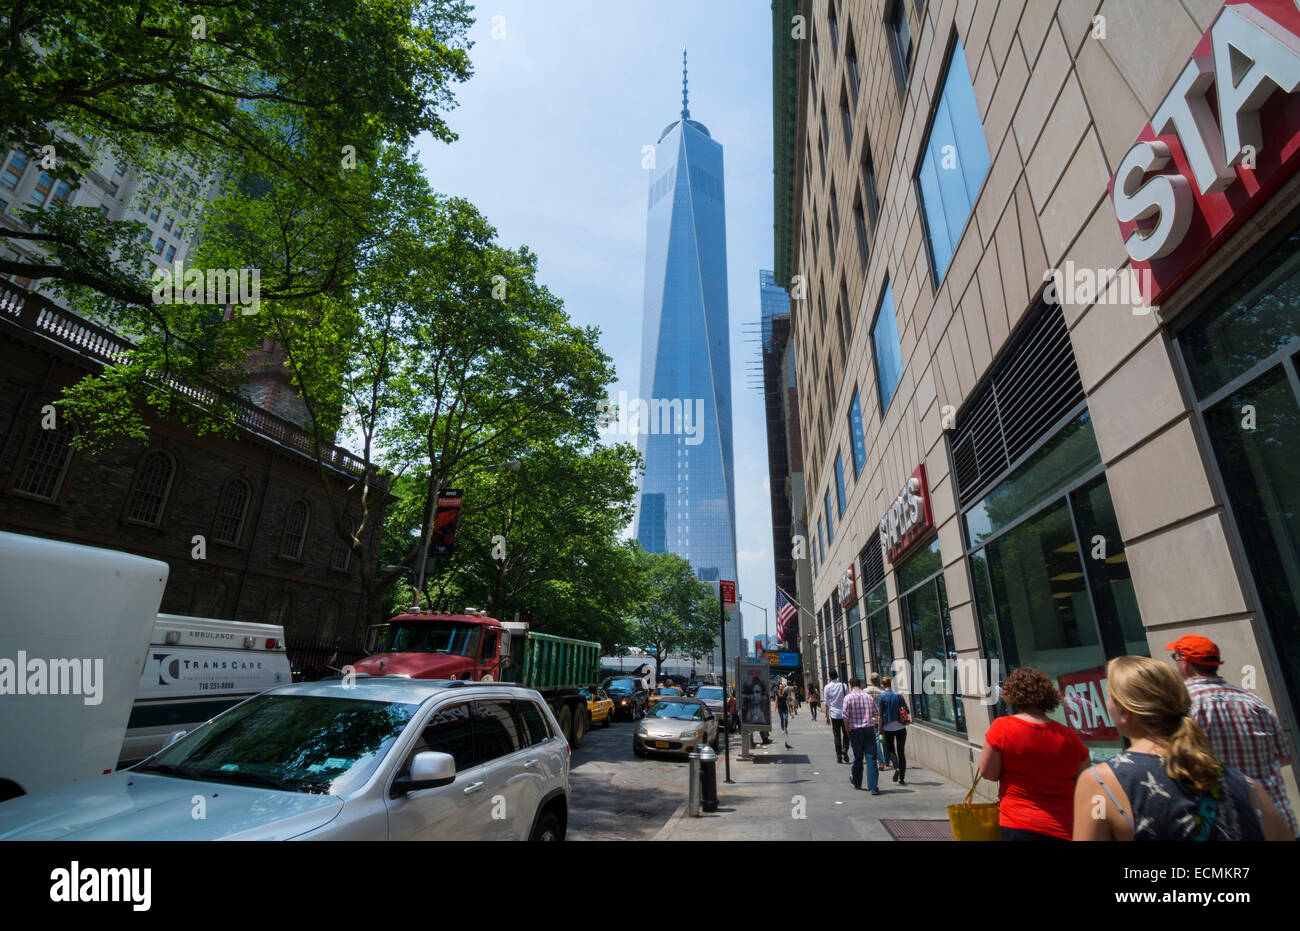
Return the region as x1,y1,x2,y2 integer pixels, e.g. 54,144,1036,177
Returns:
566,714,697,840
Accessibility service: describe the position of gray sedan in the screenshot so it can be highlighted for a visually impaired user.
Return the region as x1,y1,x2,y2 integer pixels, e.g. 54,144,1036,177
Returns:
694,685,726,720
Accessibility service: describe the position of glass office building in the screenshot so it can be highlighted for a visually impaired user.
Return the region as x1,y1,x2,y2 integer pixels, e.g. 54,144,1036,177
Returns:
633,57,739,668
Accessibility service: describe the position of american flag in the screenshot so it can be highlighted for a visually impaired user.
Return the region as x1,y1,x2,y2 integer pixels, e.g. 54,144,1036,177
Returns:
776,590,797,641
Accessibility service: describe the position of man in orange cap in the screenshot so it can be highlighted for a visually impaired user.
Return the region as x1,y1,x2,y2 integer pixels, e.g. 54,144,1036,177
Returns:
1169,634,1298,838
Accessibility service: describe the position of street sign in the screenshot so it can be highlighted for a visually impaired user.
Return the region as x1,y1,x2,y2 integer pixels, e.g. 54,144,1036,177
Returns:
719,579,737,612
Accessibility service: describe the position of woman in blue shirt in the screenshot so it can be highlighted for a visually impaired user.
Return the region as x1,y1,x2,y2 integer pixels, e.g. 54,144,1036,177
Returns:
877,677,910,785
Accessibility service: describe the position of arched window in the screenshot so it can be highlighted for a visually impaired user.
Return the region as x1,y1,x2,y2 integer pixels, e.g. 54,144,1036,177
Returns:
265,591,292,627
318,600,341,642
280,499,309,559
13,422,75,500
213,478,251,545
191,578,228,618
126,450,176,525
330,535,352,571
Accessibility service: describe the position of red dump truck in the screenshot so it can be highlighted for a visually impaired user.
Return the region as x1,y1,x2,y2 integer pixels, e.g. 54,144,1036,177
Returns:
355,609,601,748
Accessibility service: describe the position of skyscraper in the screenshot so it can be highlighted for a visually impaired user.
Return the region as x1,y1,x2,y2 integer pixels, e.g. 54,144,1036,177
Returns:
634,52,739,669
758,270,797,645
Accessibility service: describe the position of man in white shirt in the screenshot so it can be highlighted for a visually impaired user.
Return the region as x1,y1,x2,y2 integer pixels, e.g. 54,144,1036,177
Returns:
822,670,849,763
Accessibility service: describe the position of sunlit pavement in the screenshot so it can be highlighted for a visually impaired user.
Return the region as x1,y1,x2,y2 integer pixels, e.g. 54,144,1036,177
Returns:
652,709,972,841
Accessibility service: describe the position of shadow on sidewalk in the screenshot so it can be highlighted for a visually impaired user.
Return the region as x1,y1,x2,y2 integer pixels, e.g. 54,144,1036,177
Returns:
749,753,811,765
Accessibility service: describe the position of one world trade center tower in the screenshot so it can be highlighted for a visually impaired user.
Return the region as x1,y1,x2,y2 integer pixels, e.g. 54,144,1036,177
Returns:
633,52,739,668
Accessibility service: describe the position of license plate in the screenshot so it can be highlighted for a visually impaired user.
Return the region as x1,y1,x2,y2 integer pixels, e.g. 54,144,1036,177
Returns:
654,740,670,749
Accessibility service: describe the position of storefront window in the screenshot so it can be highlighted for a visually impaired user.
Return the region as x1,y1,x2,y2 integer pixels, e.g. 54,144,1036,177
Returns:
899,538,964,733
866,581,893,679
846,605,865,681
964,410,1146,759
965,411,1102,546
1178,222,1300,730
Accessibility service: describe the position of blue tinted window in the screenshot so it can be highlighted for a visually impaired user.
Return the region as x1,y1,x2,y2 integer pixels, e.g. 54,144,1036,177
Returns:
818,521,825,562
835,452,846,517
848,389,866,476
872,283,904,413
917,38,990,281
825,490,835,543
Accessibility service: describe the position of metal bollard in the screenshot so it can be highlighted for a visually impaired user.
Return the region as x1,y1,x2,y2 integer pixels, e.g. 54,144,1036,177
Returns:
699,744,719,812
687,749,702,816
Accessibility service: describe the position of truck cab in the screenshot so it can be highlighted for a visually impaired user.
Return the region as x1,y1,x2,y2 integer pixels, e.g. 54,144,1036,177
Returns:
356,610,512,681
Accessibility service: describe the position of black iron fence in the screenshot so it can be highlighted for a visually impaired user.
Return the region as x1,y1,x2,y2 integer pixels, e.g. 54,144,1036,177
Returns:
287,638,366,682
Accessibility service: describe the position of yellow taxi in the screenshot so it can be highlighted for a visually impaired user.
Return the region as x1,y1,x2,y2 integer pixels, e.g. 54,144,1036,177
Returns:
585,687,616,728
648,686,683,708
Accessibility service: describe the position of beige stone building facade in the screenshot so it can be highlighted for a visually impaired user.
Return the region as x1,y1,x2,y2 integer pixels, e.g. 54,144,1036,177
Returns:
775,0,1300,815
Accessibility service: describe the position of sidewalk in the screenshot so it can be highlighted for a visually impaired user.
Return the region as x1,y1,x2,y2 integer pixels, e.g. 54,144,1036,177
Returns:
654,707,973,840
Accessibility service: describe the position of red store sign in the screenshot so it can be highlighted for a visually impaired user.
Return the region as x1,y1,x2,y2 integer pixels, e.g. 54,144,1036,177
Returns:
1058,667,1119,742
838,562,858,609
878,464,933,565
1109,0,1300,306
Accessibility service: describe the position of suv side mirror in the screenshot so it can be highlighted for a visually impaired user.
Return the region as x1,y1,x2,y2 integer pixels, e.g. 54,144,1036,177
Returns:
390,751,456,798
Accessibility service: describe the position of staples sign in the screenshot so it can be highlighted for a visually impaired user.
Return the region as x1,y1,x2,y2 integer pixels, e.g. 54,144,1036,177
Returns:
879,464,933,565
1110,0,1300,306
838,562,857,609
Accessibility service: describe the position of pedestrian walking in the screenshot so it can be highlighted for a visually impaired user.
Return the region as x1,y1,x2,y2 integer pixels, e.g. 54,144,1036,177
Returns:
786,681,798,720
878,676,909,784
822,670,849,763
865,673,887,771
979,667,1088,841
1168,634,1299,839
776,681,790,733
1072,655,1291,841
842,677,881,794
727,688,739,734
808,684,821,721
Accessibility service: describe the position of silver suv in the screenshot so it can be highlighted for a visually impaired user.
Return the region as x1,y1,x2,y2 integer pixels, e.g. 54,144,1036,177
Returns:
0,678,571,841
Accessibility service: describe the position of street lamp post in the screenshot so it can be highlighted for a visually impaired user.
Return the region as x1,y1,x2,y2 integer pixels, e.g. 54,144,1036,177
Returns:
411,459,521,609
740,599,768,658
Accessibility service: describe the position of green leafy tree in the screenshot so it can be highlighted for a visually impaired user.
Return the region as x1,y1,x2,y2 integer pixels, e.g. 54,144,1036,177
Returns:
378,438,645,653
633,550,718,680
2,0,473,305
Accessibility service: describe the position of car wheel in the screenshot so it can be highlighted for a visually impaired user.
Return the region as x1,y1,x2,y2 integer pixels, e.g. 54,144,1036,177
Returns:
571,706,587,750
602,709,612,728
530,811,562,842
633,741,646,758
557,705,573,745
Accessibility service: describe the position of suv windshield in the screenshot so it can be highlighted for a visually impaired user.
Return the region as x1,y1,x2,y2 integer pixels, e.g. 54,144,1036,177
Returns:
387,622,480,657
136,694,417,794
697,687,724,701
649,702,703,720
605,678,637,692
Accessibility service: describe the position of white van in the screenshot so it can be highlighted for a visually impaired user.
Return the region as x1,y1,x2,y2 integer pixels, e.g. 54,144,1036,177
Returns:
118,614,292,767
0,532,168,801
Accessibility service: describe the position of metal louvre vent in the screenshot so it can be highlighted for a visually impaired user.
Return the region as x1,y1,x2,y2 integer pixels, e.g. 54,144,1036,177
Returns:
951,304,1085,507
858,531,885,593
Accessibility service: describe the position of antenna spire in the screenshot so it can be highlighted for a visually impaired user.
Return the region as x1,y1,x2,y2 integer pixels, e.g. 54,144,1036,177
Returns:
681,48,690,120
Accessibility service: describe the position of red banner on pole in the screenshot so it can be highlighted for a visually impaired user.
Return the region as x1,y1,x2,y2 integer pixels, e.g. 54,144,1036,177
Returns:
429,489,463,557
719,579,736,612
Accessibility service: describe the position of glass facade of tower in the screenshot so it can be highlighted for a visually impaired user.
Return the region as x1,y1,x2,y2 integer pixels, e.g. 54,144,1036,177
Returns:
634,106,739,669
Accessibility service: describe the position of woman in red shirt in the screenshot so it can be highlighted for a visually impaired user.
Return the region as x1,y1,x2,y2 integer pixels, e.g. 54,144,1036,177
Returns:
979,667,1089,841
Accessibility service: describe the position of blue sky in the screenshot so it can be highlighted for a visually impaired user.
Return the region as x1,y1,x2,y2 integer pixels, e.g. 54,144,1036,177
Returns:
416,1,780,649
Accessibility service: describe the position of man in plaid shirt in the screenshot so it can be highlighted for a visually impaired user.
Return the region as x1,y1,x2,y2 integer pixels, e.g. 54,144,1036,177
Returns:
842,677,881,794
1169,635,1298,838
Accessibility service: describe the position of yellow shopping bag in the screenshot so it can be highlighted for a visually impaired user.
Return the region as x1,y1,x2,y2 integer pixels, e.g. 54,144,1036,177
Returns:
947,773,1000,841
